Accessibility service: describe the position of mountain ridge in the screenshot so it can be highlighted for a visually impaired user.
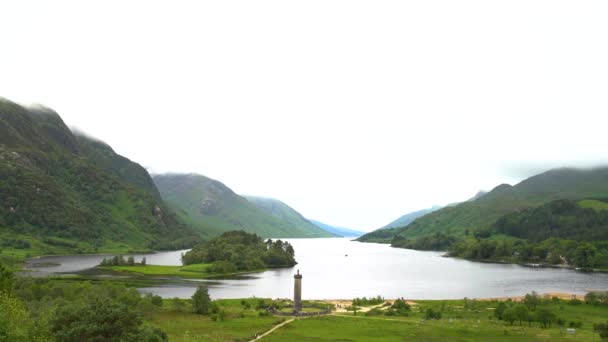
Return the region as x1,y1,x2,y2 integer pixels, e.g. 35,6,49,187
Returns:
153,173,333,238
386,166,608,242
309,220,365,237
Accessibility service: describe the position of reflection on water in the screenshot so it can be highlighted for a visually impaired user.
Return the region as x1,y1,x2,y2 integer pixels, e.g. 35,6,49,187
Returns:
25,238,608,299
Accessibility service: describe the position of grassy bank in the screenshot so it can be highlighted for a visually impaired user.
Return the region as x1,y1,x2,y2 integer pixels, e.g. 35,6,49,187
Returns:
100,264,267,279
0,231,156,270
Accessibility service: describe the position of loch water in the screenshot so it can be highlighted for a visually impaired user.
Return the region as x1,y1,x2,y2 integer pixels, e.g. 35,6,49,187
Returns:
25,238,608,299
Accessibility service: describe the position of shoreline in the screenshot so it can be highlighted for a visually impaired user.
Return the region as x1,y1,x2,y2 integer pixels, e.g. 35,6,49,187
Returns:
280,291,600,304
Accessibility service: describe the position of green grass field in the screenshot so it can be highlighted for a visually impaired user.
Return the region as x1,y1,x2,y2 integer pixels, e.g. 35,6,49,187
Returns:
263,314,596,341
148,298,285,341
578,199,608,211
194,298,607,342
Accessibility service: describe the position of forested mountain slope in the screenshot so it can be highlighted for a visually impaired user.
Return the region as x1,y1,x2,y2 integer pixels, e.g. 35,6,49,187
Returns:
390,167,608,240
0,99,199,254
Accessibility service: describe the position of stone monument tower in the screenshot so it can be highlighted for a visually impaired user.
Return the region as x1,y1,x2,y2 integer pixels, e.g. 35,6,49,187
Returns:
294,269,302,312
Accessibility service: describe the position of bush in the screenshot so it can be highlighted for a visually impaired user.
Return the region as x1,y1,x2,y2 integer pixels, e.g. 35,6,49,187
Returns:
0,263,14,293
51,296,166,341
364,308,383,316
569,321,583,328
425,308,442,320
150,295,163,307
256,299,267,310
172,297,185,312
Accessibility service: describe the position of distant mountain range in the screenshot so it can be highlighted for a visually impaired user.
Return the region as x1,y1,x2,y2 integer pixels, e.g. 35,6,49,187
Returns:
153,174,333,238
309,220,365,237
0,99,200,253
380,206,442,230
356,206,441,242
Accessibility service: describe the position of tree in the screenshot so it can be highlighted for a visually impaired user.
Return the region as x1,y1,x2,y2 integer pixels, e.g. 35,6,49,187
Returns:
535,307,556,328
502,308,517,325
192,285,211,315
573,243,597,269
127,256,135,266
494,302,507,320
594,321,608,340
514,305,529,326
524,291,540,310
0,291,50,341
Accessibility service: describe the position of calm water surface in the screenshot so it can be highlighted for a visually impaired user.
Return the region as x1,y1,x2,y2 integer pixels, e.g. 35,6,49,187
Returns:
25,238,608,299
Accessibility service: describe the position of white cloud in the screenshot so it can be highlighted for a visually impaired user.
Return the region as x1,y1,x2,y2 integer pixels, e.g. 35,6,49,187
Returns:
1,0,607,230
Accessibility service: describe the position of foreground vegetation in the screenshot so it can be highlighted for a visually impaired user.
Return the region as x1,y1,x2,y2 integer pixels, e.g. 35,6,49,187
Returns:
4,258,608,341
267,294,608,341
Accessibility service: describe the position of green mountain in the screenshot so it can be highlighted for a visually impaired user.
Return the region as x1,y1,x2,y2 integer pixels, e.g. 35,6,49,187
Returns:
356,206,441,243
244,196,335,238
448,198,608,269
74,132,161,200
494,199,608,242
309,220,365,237
381,206,442,230
371,167,608,243
153,174,333,238
0,99,199,254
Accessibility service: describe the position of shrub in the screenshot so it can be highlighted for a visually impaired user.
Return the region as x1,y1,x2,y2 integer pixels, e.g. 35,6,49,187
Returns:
51,296,167,341
172,297,185,312
569,321,583,328
425,308,442,320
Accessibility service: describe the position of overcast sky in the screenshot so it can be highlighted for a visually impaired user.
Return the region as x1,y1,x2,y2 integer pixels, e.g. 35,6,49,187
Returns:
1,1,607,231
